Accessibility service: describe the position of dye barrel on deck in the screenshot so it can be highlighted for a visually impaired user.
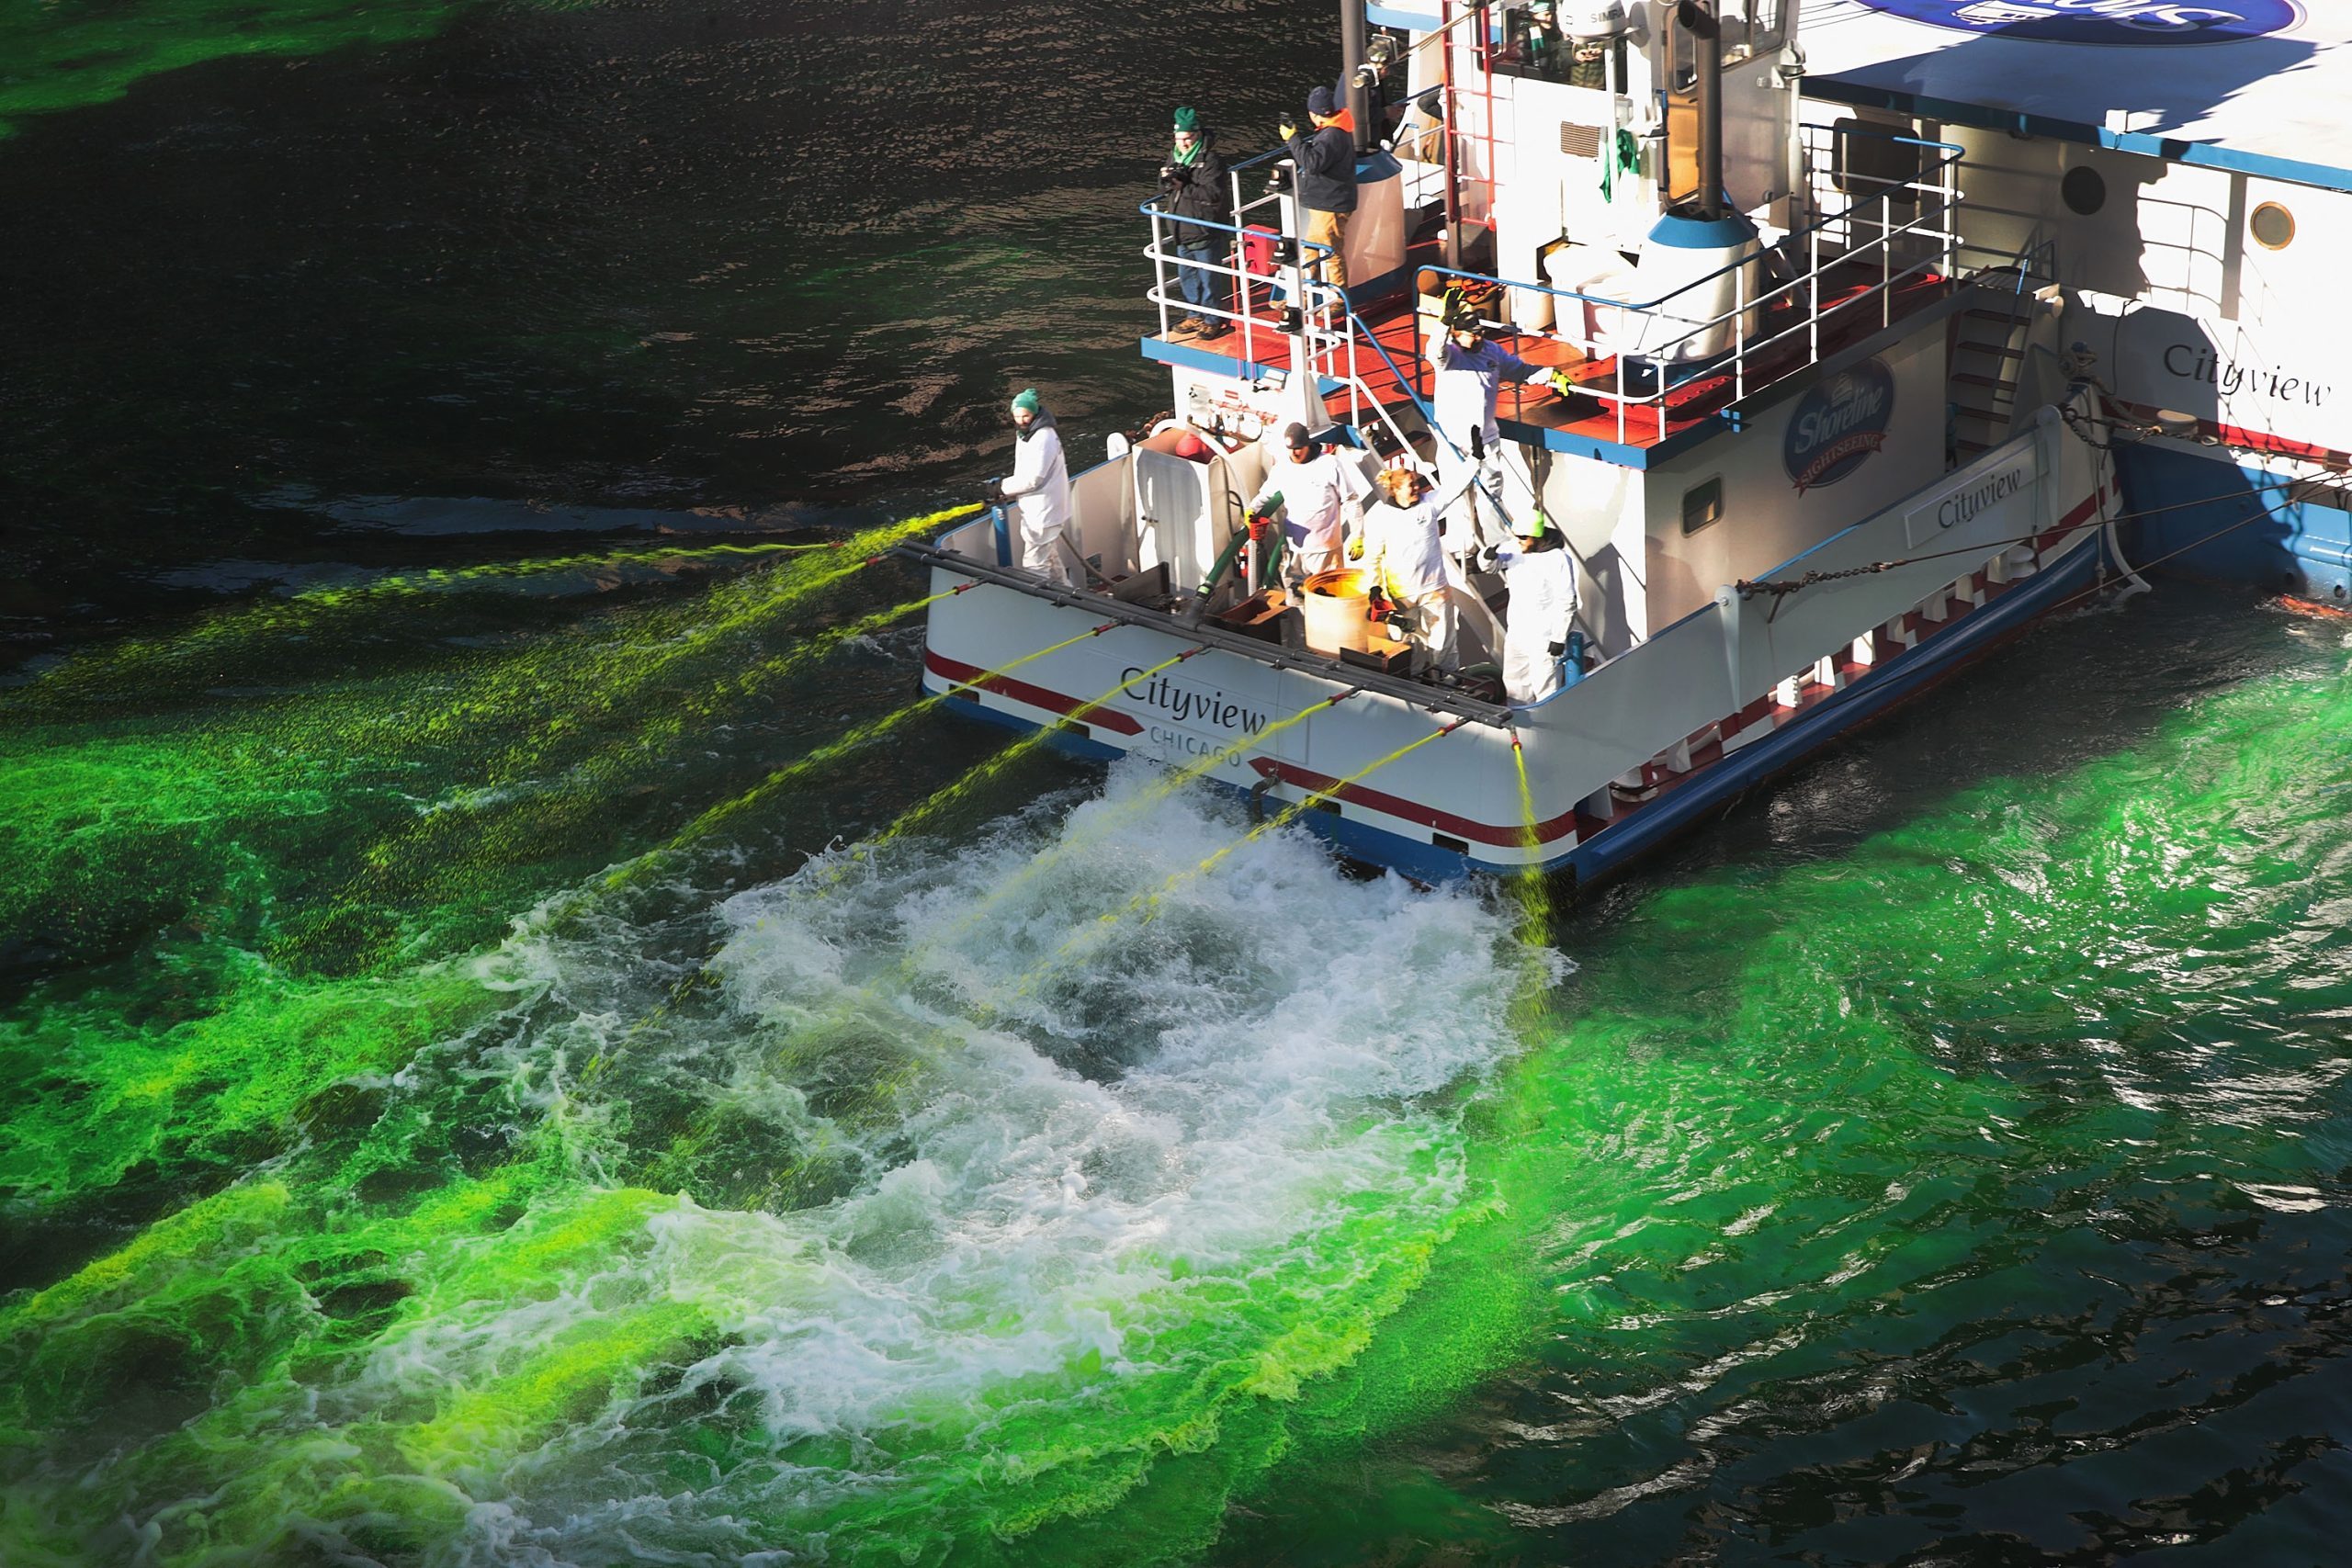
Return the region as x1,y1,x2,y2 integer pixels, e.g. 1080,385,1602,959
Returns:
1299,568,1377,654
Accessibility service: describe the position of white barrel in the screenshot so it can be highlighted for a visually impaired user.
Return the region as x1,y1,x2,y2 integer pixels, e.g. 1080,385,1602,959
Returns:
1625,210,1760,363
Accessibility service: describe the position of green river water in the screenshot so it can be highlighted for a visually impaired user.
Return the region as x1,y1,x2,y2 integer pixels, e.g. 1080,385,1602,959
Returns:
3,543,2347,1564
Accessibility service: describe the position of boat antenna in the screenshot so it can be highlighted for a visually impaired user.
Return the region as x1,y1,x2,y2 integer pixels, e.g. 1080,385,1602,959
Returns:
1677,0,1724,220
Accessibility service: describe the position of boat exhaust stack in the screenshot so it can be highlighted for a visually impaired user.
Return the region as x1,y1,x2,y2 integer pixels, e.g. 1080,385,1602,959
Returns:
1627,0,1758,363
1682,0,1724,220
1341,0,1371,152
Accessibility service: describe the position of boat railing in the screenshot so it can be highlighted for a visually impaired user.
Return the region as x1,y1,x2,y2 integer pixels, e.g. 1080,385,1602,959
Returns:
1424,130,1971,444
1136,195,1604,643
1143,129,1971,445
1138,152,1363,376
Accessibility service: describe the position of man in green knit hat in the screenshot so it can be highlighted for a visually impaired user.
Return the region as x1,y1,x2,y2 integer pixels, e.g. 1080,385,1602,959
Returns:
1157,106,1229,338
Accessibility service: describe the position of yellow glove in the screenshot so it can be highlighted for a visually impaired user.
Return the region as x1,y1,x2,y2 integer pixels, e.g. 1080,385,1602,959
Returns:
1549,368,1575,397
1347,535,1364,561
1279,120,1298,141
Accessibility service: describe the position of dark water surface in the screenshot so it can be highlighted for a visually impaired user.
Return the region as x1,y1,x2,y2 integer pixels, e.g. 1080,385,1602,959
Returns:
2,2,2347,1564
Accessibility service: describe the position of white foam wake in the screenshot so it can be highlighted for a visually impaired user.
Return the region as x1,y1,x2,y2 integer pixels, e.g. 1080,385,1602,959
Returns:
411,765,1540,1561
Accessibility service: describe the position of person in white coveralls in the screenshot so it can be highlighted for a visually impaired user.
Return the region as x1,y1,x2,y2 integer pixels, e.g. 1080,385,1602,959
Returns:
1426,301,1572,555
1352,462,1471,674
994,388,1074,585
1245,421,1371,583
1481,508,1579,705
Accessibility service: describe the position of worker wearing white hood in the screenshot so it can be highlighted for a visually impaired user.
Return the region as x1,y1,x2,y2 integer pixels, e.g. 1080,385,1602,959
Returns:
1481,508,1580,705
995,388,1074,585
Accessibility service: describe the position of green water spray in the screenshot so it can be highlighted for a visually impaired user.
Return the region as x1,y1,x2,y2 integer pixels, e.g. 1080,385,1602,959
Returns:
7,539,837,717
301,580,972,965
1012,716,1467,998
940,683,1365,949
1510,731,1554,944
0,507,976,969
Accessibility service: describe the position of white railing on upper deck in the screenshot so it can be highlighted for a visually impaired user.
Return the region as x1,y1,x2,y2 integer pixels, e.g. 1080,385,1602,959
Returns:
1139,128,1974,450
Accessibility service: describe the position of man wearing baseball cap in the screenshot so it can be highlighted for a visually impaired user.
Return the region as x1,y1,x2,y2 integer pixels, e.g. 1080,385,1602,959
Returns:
1279,85,1357,298
1243,421,1371,583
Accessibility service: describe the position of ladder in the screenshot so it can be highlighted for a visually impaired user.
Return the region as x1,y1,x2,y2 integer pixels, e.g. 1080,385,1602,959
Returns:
1947,267,2040,461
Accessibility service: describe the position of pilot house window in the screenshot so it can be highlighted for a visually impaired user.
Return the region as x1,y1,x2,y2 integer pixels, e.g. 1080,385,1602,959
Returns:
1736,0,1787,58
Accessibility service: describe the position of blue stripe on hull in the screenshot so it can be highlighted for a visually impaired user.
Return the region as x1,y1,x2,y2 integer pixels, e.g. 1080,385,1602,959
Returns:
2110,441,2352,603
925,537,2103,886
1559,539,2105,883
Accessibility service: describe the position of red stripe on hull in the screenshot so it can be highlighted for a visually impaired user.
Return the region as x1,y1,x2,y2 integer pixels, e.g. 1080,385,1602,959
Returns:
923,649,1145,734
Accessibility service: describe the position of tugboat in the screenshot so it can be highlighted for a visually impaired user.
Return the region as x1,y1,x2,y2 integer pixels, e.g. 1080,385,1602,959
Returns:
901,0,2142,883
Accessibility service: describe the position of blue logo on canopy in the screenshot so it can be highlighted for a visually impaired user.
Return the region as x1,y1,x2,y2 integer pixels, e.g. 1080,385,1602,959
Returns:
1785,359,1895,492
1855,0,2299,46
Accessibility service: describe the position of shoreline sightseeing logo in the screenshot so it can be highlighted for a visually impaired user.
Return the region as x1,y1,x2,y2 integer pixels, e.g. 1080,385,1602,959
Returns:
1855,0,2301,45
1784,359,1894,492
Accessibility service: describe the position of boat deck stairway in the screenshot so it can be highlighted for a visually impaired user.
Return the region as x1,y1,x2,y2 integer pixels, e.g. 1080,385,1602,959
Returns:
1947,256,2055,459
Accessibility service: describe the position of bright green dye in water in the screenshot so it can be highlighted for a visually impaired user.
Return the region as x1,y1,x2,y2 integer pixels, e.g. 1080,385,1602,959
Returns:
0,0,526,140
2,565,2347,1563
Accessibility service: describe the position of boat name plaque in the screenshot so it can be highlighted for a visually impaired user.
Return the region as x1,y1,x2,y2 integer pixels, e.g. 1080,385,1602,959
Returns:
1121,664,1271,773
1904,453,2039,551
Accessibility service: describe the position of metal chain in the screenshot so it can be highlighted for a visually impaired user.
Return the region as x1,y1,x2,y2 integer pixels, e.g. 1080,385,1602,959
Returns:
1735,560,1894,598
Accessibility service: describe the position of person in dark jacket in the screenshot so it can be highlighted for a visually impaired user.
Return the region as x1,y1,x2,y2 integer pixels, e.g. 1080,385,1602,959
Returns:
1158,106,1229,337
1280,85,1357,297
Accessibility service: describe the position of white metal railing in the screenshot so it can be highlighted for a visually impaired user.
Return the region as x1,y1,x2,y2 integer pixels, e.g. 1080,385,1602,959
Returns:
1142,129,1973,453
1472,129,1969,444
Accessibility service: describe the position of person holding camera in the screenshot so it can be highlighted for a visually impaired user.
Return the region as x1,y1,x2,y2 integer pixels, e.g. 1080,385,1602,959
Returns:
1159,107,1229,338
1281,86,1357,299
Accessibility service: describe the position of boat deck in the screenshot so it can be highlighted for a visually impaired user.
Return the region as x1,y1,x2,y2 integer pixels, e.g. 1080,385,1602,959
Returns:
1142,243,1954,466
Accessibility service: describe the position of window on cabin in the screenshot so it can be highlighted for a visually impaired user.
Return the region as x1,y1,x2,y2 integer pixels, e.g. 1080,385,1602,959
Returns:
2252,201,2296,251
1682,476,1724,536
1830,118,1926,218
2061,166,2106,217
1667,3,1783,85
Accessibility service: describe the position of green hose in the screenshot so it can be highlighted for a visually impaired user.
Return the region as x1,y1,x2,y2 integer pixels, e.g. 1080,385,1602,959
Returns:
1201,525,1285,596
